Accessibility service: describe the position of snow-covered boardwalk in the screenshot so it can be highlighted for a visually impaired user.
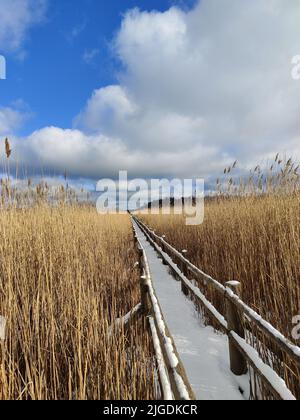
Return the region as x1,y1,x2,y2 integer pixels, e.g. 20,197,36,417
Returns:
134,222,249,401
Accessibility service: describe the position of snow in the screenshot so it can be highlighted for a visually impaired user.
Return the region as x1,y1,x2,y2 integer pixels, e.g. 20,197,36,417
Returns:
134,221,249,401
119,303,142,326
0,316,6,341
149,316,174,401
146,280,191,400
226,281,241,288
173,371,191,401
109,304,141,336
182,277,228,332
151,239,228,332
138,218,227,294
231,332,296,401
226,288,300,360
147,280,179,370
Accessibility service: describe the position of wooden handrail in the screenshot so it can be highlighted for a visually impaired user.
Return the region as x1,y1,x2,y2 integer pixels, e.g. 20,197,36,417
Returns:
229,332,296,401
148,316,173,400
133,220,196,401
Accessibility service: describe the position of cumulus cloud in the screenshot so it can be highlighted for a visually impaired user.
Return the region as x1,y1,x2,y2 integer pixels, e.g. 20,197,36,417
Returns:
0,99,32,137
0,0,47,52
7,0,300,181
111,1,300,165
8,126,220,180
0,106,30,135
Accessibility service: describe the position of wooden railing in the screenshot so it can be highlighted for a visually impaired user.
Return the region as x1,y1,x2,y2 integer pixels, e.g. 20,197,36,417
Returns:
132,215,300,401
132,220,195,400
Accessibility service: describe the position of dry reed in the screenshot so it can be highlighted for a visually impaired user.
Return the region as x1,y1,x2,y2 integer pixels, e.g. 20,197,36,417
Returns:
0,206,156,400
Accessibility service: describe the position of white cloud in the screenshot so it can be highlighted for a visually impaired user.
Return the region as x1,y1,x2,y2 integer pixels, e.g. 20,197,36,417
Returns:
82,48,100,64
0,106,28,134
7,126,220,179
6,0,300,181
75,86,137,136
0,99,32,136
112,1,300,161
0,0,47,52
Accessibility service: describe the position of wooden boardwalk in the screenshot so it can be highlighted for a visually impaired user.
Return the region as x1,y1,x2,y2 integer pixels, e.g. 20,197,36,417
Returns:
132,215,299,401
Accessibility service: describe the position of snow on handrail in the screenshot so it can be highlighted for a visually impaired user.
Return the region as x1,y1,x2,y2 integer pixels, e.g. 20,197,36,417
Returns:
230,332,296,401
108,304,142,337
225,288,300,365
149,316,174,400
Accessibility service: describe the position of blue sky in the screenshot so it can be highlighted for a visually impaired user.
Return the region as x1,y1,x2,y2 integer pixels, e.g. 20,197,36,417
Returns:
1,0,197,136
0,0,299,187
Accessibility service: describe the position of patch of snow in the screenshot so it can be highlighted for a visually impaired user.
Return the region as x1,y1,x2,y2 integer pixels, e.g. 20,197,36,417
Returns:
231,332,296,401
155,243,228,332
226,281,241,288
0,316,6,341
173,370,191,401
109,304,141,336
120,303,141,325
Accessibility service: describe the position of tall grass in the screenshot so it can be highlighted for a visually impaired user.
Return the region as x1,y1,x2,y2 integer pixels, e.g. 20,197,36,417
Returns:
0,206,156,400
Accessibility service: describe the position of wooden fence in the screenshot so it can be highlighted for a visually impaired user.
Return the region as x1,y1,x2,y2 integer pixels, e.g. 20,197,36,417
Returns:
132,215,300,401
133,221,195,400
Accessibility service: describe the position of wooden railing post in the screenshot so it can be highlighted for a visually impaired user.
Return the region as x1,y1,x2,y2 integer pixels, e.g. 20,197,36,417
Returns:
140,275,150,315
225,282,248,376
137,246,150,315
181,280,189,296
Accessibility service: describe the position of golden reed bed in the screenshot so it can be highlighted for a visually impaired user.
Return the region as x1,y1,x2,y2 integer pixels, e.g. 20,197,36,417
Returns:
0,206,156,400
